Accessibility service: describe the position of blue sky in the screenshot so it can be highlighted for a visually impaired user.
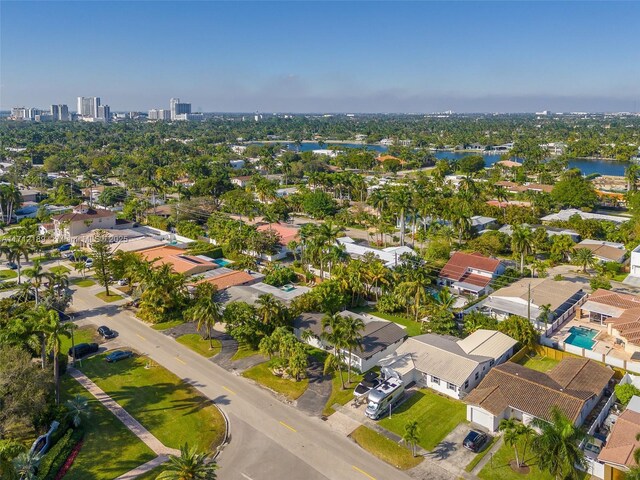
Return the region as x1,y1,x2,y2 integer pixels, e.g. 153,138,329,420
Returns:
1,1,639,112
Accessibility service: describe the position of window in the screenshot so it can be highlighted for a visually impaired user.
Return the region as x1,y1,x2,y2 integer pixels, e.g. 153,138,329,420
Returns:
475,372,479,380
464,381,469,389
447,382,456,391
431,376,440,385
490,360,495,367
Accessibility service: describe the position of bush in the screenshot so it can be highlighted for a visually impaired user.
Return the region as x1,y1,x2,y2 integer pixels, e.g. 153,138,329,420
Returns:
377,293,403,314
590,276,612,290
553,274,564,281
263,265,297,287
37,427,84,480
615,383,640,405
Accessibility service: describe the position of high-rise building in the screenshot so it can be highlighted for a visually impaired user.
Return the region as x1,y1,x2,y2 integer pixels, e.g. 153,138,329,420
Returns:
51,104,70,121
77,96,101,117
96,105,111,122
148,109,171,120
169,97,191,120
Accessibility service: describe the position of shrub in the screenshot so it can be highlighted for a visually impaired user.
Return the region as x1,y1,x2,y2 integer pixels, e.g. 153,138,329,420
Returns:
377,294,403,314
615,383,640,405
37,427,84,480
263,265,297,287
553,274,564,281
590,276,612,291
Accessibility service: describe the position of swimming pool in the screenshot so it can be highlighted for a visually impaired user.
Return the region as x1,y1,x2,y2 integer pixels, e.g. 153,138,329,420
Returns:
213,258,232,267
565,326,598,350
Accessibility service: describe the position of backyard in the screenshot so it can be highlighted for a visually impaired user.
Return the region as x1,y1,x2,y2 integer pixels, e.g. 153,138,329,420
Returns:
516,354,560,372
243,361,309,400
76,354,226,451
379,389,467,450
351,306,422,336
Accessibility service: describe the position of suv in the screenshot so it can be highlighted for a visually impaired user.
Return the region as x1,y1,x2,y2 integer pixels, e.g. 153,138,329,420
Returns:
97,326,116,339
105,350,133,363
68,343,99,359
463,431,489,453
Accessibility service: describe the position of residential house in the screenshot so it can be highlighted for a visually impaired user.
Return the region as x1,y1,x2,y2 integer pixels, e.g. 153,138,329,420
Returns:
574,240,627,264
19,188,40,203
194,268,262,291
137,245,218,276
438,252,504,297
495,181,554,194
465,358,614,432
218,282,310,306
597,399,640,480
379,330,517,400
541,209,630,225
498,224,581,242
471,277,586,327
52,203,117,242
470,215,497,233
231,176,252,188
229,159,246,169
336,236,416,269
255,223,300,261
580,289,640,355
294,311,407,373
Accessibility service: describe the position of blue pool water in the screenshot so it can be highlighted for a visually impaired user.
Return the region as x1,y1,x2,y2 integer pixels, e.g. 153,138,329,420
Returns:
565,326,598,350
213,258,231,267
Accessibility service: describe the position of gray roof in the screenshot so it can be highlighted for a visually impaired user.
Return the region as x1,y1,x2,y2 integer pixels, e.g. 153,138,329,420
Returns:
294,311,407,360
219,282,310,305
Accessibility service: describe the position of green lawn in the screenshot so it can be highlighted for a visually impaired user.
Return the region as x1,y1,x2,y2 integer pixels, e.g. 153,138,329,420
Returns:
516,355,560,372
0,269,18,279
242,361,308,400
478,438,587,480
76,354,226,451
50,265,71,274
323,371,364,416
61,376,156,480
134,463,169,480
351,307,422,336
72,278,96,287
232,343,261,361
150,319,184,331
350,426,423,470
379,389,467,451
95,291,123,303
176,334,222,357
61,325,99,355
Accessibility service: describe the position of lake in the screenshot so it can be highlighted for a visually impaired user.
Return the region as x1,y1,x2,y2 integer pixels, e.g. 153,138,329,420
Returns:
273,141,629,177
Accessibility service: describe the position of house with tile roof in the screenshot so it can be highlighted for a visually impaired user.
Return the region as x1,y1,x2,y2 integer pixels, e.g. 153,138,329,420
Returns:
573,240,627,264
255,223,300,261
438,252,504,297
52,203,117,242
597,400,640,479
294,311,407,373
195,268,262,291
378,330,517,400
465,358,613,432
580,289,640,355
137,245,218,276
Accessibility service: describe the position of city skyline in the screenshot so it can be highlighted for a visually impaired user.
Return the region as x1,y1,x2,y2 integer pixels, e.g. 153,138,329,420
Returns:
2,1,639,113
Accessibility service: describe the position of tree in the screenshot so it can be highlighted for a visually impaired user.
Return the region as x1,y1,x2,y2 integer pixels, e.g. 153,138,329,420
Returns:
301,190,338,219
457,155,485,173
7,239,32,284
402,420,421,457
463,311,499,334
625,165,640,192
186,283,222,350
614,383,640,406
511,225,533,273
156,443,217,480
40,307,73,404
12,451,40,480
255,294,288,330
323,353,346,390
573,247,596,274
551,170,598,209
0,440,26,480
90,229,114,296
497,315,538,349
499,418,535,469
340,315,365,384
23,260,53,306
531,407,586,479
65,394,91,427
426,307,458,336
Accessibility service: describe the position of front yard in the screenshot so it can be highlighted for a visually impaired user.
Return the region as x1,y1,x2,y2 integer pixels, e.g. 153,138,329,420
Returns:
76,354,226,451
242,361,309,400
323,371,364,416
176,333,222,357
379,389,467,451
350,426,423,470
61,325,99,354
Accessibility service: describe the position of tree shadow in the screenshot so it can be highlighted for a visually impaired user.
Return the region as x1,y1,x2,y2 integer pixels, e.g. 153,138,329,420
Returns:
428,440,457,460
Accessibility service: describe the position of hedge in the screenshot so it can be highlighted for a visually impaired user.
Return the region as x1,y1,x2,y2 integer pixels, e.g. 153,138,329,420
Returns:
37,427,84,480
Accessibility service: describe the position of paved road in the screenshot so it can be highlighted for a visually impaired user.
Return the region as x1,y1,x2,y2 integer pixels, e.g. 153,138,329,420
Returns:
68,283,412,480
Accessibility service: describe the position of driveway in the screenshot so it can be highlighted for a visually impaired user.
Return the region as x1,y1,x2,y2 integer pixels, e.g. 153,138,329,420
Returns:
424,423,483,478
295,360,332,417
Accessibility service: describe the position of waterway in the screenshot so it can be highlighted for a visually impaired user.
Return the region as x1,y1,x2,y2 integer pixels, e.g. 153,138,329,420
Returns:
268,141,629,177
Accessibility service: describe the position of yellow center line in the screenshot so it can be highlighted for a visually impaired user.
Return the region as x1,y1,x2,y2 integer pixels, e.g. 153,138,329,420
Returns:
279,421,297,432
174,356,187,365
136,334,146,341
352,466,376,480
222,386,236,395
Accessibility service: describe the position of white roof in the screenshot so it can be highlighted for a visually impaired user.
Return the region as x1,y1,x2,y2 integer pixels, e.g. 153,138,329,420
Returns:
542,209,630,224
457,329,518,358
628,396,640,413
336,238,415,268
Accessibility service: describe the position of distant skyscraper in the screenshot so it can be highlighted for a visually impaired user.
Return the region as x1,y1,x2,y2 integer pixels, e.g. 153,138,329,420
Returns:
169,97,191,120
96,105,110,122
148,109,171,120
51,104,60,119
51,104,70,121
77,96,101,117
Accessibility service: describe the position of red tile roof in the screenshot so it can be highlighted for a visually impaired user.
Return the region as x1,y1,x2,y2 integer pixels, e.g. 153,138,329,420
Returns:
598,409,640,468
439,252,501,282
197,270,256,290
256,223,300,246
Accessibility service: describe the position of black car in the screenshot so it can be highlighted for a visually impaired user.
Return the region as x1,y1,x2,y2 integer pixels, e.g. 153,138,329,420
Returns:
105,350,133,363
97,326,116,339
68,343,99,359
463,430,489,453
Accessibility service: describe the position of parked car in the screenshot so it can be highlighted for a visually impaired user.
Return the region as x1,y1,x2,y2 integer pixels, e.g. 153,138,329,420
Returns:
85,258,94,268
6,262,17,270
57,244,72,252
117,278,129,286
97,326,116,339
105,350,133,363
68,343,99,358
463,431,489,453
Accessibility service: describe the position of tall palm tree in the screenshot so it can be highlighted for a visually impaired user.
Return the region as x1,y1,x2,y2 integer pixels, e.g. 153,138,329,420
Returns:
23,260,53,306
398,277,430,321
65,394,91,427
531,407,586,479
511,224,534,273
434,289,455,310
255,294,287,328
389,186,413,246
7,239,32,284
321,313,347,388
42,308,74,405
626,165,640,192
573,247,596,274
499,418,526,468
156,443,217,480
340,315,365,384
402,421,421,457
187,283,222,350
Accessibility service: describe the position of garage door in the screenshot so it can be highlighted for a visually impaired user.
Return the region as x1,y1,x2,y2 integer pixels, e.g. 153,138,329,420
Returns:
470,407,495,432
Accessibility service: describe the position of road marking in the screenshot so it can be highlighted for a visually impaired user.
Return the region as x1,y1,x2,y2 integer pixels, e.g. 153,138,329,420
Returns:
222,385,236,395
352,466,376,480
174,356,187,365
136,334,146,341
240,474,254,480
279,421,297,432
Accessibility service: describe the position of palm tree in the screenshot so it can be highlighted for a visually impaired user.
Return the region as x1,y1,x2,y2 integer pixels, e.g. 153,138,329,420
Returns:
531,407,586,479
7,239,32,284
321,313,347,388
0,440,26,480
398,277,430,321
511,224,534,273
65,394,91,427
323,353,345,390
40,308,74,404
390,186,414,246
255,294,287,328
573,247,596,274
11,451,41,480
187,283,222,350
402,421,421,457
626,165,640,192
434,289,455,310
499,418,525,468
23,260,53,305
156,443,217,480
340,315,365,384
